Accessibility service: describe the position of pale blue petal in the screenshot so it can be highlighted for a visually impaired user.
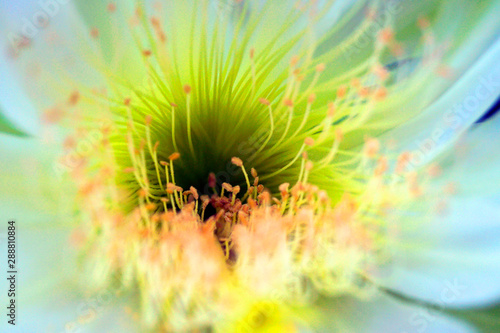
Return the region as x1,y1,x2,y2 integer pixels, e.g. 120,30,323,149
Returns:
380,35,500,168
0,134,139,332
0,0,106,123
374,113,500,308
0,64,40,135
311,291,476,333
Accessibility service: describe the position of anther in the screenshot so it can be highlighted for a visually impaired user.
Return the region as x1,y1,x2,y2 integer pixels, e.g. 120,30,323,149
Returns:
373,64,389,81
358,86,371,97
364,137,380,158
304,137,315,146
427,164,442,178
168,152,180,161
250,168,258,178
417,16,430,29
90,28,99,39
190,186,199,200
145,203,157,211
231,157,243,167
374,87,387,101
279,183,289,194
68,91,80,106
335,128,343,141
233,186,241,195
107,2,116,12
374,156,388,176
315,63,326,72
308,93,316,104
222,183,233,192
259,98,270,105
351,78,361,88
337,85,347,98
327,102,336,118
379,28,394,44
208,173,216,188
253,177,259,187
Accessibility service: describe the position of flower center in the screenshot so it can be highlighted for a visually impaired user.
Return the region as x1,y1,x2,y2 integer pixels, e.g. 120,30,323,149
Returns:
55,1,440,330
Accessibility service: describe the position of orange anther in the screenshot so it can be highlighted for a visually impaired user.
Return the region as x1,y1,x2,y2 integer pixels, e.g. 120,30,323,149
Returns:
308,93,316,104
337,85,347,98
304,137,315,146
259,98,270,105
283,99,294,107
168,152,180,161
231,157,243,167
316,63,326,72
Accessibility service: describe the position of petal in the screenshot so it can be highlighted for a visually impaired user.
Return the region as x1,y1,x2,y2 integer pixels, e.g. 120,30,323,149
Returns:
0,64,39,136
341,0,500,152
373,113,500,308
0,105,28,137
0,133,72,224
0,0,107,118
310,291,476,333
0,134,139,331
379,35,500,167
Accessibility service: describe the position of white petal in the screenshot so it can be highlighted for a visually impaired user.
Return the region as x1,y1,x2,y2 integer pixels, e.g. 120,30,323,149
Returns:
0,134,139,331
310,290,476,333
380,35,500,168
374,113,500,307
0,65,39,135
0,0,107,124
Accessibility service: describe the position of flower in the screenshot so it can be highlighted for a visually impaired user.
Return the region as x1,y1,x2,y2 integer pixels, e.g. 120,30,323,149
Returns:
0,0,499,332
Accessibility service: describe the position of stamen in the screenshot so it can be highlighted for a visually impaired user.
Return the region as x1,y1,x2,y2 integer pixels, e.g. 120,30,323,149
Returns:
231,157,251,190
250,99,274,157
170,103,179,153
250,48,256,98
183,85,196,158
